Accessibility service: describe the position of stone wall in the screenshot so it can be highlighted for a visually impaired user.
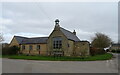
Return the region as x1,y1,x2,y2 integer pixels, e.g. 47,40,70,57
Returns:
20,44,47,55
68,40,74,56
74,41,90,56
110,46,120,50
47,28,69,56
9,37,19,47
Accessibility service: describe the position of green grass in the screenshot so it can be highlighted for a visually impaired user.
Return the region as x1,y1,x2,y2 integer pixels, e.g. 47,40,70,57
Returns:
2,53,113,61
0,55,2,58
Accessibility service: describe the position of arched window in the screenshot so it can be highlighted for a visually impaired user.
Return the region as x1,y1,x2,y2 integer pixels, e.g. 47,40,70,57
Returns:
53,37,62,49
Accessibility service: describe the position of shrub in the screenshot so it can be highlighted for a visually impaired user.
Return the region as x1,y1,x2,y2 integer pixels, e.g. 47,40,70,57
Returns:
90,47,105,56
2,46,10,55
111,50,115,53
111,49,120,53
2,46,20,55
117,50,120,53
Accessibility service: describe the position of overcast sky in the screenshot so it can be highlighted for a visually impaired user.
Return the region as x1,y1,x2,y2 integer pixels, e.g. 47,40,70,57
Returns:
0,2,118,43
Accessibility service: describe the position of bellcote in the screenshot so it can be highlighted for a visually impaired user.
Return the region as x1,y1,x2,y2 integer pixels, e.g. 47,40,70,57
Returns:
54,19,60,30
55,19,59,25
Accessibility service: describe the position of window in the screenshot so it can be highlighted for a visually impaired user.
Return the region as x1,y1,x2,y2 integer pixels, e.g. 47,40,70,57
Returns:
68,44,70,47
29,45,33,50
22,45,25,50
83,43,85,45
53,37,62,49
36,45,40,50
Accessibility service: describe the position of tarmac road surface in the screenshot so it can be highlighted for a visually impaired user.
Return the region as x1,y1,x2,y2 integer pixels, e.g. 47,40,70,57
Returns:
1,53,119,73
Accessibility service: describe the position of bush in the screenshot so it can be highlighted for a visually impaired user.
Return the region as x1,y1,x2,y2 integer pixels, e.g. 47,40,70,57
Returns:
2,46,10,55
111,50,115,53
2,46,20,55
90,47,105,56
111,50,120,53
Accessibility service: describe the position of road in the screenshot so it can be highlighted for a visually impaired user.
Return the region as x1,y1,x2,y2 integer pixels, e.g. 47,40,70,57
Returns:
2,53,119,73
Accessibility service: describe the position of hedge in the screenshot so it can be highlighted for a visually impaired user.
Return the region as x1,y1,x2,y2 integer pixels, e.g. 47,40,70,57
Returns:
90,47,106,56
2,46,20,55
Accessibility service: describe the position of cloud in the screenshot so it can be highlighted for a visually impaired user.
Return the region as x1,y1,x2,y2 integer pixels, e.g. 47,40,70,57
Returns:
0,18,14,25
14,32,48,37
1,2,118,43
2,33,13,43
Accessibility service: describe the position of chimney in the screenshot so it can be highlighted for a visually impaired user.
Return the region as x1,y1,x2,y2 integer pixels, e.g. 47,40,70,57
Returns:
73,30,76,35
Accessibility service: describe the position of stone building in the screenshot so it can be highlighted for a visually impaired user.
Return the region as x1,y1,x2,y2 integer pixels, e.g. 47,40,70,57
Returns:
9,36,48,55
9,19,90,56
2,43,9,48
110,43,120,51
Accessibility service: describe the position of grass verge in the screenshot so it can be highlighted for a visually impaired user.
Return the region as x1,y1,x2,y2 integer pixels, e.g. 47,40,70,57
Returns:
2,53,113,61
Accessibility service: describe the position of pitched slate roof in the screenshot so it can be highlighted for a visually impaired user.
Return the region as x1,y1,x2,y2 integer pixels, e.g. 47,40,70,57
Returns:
60,27,80,42
14,36,48,44
21,37,48,44
14,26,80,44
14,36,27,44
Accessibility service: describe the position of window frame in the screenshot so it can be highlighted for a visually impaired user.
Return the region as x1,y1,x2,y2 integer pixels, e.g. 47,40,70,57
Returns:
22,45,25,50
36,45,40,50
29,45,33,50
53,37,62,49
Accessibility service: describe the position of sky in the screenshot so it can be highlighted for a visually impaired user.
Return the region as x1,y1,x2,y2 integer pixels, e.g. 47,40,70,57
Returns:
0,2,118,43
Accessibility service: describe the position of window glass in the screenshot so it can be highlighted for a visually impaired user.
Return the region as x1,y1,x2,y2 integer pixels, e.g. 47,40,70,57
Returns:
29,45,33,50
22,45,25,50
68,44,70,47
53,37,62,49
37,45,40,50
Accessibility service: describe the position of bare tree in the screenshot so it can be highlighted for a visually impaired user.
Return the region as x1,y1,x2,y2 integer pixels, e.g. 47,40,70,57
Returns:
91,32,111,49
0,33,3,55
0,33,4,42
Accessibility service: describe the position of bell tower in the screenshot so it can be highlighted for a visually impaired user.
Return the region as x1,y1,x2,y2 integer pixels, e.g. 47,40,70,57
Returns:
54,19,60,30
55,19,60,25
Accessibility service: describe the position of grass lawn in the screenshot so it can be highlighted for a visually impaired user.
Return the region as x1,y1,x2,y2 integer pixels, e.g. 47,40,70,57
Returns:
2,53,113,61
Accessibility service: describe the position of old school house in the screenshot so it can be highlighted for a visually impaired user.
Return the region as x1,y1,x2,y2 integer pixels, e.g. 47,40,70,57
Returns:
9,19,90,56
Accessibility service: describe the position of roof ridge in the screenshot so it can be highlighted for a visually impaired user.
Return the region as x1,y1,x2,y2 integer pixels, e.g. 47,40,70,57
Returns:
14,36,48,39
30,37,48,38
60,27,74,34
14,36,27,38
